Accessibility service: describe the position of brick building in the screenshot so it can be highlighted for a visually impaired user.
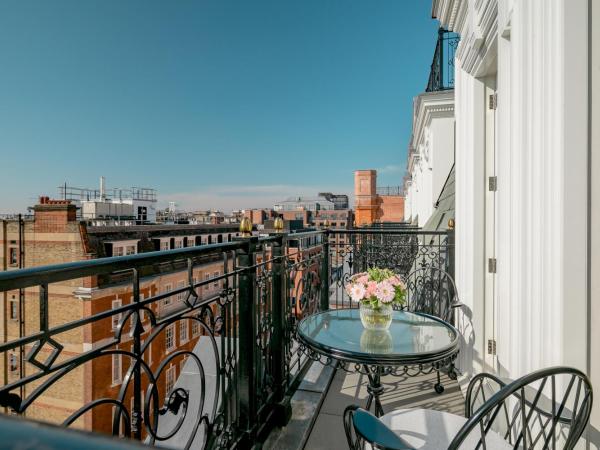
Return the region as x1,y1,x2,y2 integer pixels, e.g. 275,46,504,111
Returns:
354,170,405,226
0,198,242,435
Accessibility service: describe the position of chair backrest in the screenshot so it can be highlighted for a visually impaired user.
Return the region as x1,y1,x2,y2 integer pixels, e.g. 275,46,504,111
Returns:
449,366,593,450
343,404,413,450
401,266,460,323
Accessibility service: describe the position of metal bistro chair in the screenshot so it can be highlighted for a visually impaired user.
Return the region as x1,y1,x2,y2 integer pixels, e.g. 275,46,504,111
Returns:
344,366,593,450
402,266,462,393
402,266,461,325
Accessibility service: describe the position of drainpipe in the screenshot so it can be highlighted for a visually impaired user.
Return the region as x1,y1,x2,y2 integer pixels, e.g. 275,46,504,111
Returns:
18,214,25,409
2,219,7,411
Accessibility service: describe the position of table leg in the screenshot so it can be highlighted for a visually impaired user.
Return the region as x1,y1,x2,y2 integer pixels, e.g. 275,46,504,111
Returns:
364,365,385,417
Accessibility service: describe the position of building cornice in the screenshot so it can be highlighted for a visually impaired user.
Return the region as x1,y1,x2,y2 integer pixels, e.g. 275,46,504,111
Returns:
411,90,455,159
432,0,498,77
432,0,461,30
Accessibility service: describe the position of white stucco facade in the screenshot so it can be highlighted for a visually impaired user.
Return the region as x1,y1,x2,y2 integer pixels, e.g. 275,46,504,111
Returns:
433,0,597,443
403,90,455,226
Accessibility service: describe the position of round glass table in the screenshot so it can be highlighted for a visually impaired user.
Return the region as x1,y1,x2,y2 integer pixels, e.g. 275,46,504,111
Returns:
297,309,460,417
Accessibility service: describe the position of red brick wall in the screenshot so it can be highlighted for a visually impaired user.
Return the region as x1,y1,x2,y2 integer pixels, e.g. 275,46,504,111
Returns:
378,196,404,222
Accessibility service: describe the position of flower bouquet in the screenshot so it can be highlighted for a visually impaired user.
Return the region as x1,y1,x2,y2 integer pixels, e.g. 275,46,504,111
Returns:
345,268,406,330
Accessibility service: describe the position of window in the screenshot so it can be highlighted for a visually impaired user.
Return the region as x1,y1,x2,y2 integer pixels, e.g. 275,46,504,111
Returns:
130,390,145,415
112,299,122,330
125,245,136,255
139,294,146,322
111,406,125,437
175,239,183,249
176,280,185,302
162,284,173,307
161,241,169,251
9,248,17,266
9,353,18,372
191,320,200,337
112,354,122,385
213,271,219,288
165,324,175,352
113,246,124,257
204,273,210,291
9,297,17,320
180,321,188,343
165,365,176,397
180,356,187,373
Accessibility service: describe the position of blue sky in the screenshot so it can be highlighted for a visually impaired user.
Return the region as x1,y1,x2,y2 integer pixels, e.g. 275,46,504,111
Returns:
0,0,439,213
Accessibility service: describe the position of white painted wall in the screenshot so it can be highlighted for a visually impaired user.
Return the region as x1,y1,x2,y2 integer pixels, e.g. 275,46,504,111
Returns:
452,63,486,377
434,0,592,440
589,0,600,442
404,91,455,226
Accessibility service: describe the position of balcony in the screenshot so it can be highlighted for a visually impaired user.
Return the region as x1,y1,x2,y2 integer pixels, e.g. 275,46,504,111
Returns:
0,227,456,449
425,28,460,93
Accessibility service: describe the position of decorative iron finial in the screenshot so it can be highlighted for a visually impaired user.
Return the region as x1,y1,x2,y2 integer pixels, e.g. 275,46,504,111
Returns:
447,218,455,229
274,216,284,233
239,217,252,237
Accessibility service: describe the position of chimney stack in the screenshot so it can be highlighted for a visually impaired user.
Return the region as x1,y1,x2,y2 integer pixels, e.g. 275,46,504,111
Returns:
100,176,106,201
34,196,77,230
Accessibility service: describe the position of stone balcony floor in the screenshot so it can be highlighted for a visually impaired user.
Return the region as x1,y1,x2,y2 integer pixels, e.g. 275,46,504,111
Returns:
266,364,464,450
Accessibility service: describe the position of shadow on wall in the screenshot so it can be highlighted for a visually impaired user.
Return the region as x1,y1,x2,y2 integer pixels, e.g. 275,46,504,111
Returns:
454,304,477,380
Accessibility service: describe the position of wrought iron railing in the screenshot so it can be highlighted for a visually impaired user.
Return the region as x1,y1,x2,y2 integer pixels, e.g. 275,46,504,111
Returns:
0,233,327,449
425,28,460,93
0,227,454,448
327,229,455,317
375,186,403,197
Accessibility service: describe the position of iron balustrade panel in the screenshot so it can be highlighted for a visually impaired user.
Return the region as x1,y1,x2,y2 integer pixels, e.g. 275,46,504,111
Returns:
0,234,330,449
426,28,460,93
252,244,276,419
327,229,455,320
282,232,326,392
0,248,242,449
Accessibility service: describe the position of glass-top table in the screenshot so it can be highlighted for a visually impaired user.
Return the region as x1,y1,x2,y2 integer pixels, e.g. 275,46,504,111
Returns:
297,309,460,416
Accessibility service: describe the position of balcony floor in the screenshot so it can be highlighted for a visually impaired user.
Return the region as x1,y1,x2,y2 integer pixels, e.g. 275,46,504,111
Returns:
305,368,464,450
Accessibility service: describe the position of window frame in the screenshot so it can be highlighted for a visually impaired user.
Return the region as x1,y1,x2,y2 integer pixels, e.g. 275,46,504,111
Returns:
112,353,122,385
9,248,18,266
165,324,176,352
165,365,176,398
180,320,188,343
111,298,122,330
9,298,18,321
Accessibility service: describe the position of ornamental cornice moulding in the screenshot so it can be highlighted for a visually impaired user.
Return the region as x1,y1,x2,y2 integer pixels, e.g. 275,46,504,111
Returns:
432,0,458,29
447,0,498,76
411,90,455,153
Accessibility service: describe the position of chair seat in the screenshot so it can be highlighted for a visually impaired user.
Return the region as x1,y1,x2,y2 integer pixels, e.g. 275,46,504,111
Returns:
379,409,512,450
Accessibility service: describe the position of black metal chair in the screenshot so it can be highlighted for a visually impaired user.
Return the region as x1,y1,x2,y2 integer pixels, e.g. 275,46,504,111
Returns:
401,266,462,394
344,366,593,449
402,266,462,324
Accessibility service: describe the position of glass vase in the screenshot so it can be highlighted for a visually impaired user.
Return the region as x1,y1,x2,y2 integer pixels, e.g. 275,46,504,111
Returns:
359,302,393,330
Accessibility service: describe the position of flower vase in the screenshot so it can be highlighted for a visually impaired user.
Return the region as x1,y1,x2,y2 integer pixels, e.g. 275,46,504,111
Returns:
359,302,393,330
